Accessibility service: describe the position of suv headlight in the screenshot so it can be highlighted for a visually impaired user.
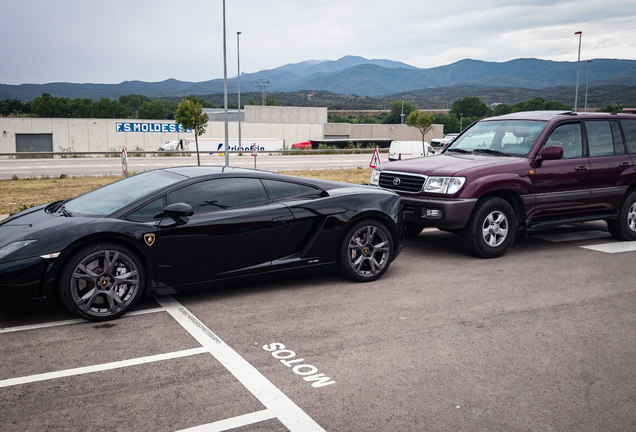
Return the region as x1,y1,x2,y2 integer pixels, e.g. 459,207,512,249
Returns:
370,169,381,186
423,176,466,194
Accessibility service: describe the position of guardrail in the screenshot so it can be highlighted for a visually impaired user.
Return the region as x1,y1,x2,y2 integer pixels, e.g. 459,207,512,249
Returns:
0,148,388,159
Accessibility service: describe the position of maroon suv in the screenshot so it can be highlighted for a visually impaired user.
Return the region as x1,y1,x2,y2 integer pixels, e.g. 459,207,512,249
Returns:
370,111,636,258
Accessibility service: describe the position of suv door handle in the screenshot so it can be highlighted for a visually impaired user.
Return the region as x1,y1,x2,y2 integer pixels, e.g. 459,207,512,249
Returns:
619,162,632,168
575,165,589,172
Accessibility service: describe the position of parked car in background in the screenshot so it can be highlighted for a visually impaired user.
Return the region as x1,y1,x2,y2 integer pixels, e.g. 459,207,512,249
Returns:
371,111,636,258
431,133,459,150
158,140,187,151
388,140,436,161
0,167,404,320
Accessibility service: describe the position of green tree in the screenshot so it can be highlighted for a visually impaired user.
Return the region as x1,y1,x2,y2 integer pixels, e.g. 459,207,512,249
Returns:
433,113,460,134
119,94,151,116
450,96,490,118
492,104,512,116
174,98,209,166
406,110,435,147
137,99,167,119
384,100,416,124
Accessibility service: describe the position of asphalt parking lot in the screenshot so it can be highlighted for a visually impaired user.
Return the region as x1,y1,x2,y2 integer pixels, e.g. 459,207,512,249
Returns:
1,222,635,432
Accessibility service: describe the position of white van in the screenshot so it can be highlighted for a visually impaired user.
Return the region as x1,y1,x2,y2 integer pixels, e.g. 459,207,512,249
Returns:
388,140,436,161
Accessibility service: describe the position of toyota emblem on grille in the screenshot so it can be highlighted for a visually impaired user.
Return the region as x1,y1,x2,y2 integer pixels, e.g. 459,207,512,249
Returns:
393,178,401,186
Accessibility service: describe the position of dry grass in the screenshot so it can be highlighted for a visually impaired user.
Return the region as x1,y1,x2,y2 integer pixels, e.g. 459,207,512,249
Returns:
0,168,373,215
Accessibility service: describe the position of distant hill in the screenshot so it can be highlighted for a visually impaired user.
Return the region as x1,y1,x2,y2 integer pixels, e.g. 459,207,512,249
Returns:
1,56,635,102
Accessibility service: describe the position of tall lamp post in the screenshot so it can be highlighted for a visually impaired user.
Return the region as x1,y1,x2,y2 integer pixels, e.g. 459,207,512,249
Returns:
574,31,582,112
222,0,229,167
237,31,242,151
584,59,592,112
400,96,405,124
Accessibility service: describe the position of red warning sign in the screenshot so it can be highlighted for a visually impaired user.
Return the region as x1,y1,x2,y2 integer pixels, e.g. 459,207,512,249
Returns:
369,147,382,168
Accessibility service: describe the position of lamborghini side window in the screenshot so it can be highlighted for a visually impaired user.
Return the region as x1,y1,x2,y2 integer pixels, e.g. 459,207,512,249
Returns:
169,177,269,214
263,179,320,200
126,196,167,221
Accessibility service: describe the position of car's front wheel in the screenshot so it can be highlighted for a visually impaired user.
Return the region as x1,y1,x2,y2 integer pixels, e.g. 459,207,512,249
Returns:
339,220,393,282
462,197,517,258
58,242,145,321
607,190,636,241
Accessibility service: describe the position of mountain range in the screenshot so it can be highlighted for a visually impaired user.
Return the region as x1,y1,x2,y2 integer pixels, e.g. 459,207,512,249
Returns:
2,55,635,102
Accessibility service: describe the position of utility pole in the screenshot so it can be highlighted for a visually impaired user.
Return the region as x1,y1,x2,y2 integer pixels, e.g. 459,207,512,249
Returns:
237,31,242,150
257,79,270,106
574,31,582,112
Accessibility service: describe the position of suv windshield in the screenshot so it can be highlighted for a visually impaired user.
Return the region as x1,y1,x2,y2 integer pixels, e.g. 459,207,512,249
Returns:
448,120,547,157
65,170,185,217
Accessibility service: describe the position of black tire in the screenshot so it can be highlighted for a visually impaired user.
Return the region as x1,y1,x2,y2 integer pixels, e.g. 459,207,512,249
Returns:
58,242,145,321
461,198,517,259
607,190,636,241
339,220,393,282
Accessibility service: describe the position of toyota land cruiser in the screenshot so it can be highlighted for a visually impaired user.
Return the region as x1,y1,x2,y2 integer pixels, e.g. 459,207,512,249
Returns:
370,111,636,258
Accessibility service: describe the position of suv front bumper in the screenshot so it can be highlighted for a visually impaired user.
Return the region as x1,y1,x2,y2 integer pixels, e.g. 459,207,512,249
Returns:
401,196,478,230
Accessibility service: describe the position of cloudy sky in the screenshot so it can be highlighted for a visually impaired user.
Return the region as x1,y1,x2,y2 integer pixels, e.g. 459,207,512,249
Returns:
2,0,635,85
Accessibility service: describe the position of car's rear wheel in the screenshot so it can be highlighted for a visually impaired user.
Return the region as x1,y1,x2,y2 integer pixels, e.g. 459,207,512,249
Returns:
462,197,516,258
607,190,636,241
59,242,145,321
339,220,393,282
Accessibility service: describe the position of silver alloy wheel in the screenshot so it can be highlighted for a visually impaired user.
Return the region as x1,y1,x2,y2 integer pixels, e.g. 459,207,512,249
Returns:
69,249,141,318
628,202,636,232
481,210,509,248
347,225,390,277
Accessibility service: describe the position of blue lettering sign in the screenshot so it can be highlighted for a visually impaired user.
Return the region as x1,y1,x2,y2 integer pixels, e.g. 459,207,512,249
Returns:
116,122,191,133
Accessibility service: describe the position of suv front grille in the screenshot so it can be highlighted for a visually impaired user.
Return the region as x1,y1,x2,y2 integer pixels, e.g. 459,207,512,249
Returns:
379,171,426,193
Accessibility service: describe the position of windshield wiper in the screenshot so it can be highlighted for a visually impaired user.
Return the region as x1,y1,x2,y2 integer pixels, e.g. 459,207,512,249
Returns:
446,148,472,154
473,148,509,156
56,202,73,217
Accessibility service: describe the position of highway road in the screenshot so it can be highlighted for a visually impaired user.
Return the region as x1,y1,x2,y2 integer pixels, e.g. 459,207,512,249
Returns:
0,153,380,179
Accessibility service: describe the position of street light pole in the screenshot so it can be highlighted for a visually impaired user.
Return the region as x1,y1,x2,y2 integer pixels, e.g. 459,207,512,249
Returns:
400,96,405,125
574,31,582,112
237,31,242,151
222,0,229,167
584,59,592,112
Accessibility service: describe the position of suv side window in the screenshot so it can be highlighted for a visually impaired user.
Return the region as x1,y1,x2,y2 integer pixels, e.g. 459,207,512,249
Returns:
544,123,583,159
169,177,269,214
611,122,626,155
585,121,615,157
620,119,636,154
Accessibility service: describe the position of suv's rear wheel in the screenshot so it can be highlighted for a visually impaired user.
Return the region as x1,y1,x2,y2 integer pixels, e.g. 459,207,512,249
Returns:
462,198,517,258
607,190,636,241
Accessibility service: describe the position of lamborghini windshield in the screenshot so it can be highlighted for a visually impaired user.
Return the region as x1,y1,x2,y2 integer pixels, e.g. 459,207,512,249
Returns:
65,170,184,217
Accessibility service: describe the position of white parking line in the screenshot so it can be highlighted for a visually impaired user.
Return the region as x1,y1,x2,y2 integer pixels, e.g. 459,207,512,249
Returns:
0,347,208,388
581,241,636,253
158,296,325,432
176,409,275,432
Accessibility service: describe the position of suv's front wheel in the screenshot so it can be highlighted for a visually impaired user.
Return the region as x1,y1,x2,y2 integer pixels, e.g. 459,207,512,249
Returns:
462,197,517,258
607,190,636,241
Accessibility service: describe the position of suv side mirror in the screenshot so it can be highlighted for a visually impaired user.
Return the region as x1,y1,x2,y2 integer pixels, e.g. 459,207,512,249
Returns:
163,202,194,225
539,145,563,160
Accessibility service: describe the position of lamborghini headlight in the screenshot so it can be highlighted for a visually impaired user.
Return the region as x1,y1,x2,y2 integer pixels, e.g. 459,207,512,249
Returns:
0,240,37,261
